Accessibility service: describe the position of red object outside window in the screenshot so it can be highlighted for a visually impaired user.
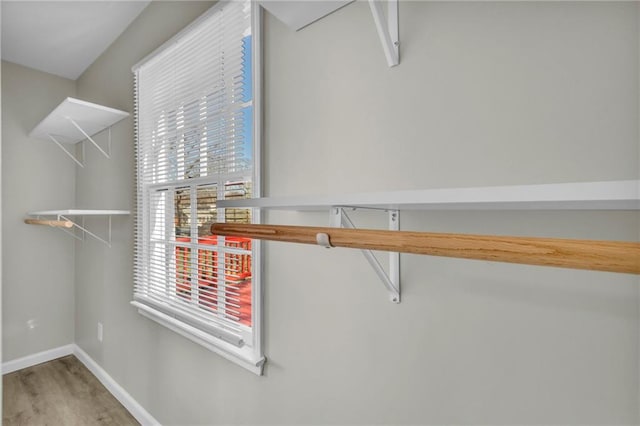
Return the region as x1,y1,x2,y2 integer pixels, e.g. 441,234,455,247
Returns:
175,236,252,326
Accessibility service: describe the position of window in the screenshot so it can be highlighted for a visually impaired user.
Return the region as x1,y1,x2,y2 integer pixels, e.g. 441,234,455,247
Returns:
132,0,263,374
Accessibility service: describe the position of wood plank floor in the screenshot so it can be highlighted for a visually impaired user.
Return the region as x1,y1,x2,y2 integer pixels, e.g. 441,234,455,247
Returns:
3,355,139,426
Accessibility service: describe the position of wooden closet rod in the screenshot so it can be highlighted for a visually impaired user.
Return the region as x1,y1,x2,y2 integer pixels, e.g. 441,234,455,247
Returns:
211,223,640,275
24,218,74,228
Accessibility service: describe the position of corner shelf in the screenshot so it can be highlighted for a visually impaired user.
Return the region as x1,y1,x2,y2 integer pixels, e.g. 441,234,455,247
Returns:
25,209,130,247
27,97,130,247
29,97,129,168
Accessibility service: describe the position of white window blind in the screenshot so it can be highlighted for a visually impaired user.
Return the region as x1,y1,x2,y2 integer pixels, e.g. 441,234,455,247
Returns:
132,1,263,373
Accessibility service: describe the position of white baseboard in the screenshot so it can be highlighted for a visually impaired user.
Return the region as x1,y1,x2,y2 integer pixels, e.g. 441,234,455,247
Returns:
2,344,159,426
2,344,75,374
73,345,160,426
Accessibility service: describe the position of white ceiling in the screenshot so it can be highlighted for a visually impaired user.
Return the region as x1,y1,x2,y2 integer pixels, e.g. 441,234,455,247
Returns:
1,1,150,80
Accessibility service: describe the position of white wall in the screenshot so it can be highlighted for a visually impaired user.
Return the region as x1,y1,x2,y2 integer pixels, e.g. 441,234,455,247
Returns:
74,0,215,369
1,61,76,361
265,1,638,196
6,1,636,424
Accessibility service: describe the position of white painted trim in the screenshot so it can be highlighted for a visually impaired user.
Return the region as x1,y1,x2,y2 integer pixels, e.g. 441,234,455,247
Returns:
73,345,160,426
133,303,264,375
251,0,265,373
2,344,74,374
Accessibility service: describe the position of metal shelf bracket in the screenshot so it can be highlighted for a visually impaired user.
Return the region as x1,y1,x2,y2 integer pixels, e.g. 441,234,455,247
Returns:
369,0,399,67
48,134,85,168
329,207,400,303
60,214,112,247
47,121,112,167
67,117,112,159
30,213,113,247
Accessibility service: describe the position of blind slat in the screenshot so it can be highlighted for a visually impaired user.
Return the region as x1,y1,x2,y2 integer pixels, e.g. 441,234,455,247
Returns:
134,0,254,344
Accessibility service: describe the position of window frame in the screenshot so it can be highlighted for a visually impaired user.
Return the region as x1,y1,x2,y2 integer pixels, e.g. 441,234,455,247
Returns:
131,1,264,375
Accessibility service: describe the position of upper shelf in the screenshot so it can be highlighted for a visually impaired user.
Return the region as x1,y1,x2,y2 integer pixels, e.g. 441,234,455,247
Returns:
216,180,640,211
29,97,129,144
259,0,398,67
258,0,353,30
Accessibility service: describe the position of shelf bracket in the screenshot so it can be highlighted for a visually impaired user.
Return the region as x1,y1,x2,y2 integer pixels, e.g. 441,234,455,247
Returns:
330,207,400,303
369,0,399,67
27,213,113,247
48,134,85,168
66,117,111,160
60,214,112,247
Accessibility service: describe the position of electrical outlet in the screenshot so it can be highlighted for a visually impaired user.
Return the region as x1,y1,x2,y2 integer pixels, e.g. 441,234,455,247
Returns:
97,322,103,342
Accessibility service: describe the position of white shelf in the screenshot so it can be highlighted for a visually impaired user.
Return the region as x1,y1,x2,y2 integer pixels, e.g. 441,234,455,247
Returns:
26,98,130,245
258,0,398,67
29,97,129,168
258,1,353,31
29,97,129,144
28,209,130,216
216,180,639,303
217,180,640,211
26,209,130,247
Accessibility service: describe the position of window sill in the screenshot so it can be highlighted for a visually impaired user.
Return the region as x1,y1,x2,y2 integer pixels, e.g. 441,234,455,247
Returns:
131,301,265,375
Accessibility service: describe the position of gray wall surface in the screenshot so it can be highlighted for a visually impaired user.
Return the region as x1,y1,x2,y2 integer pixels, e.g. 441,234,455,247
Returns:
74,0,215,373
4,1,637,424
1,61,77,361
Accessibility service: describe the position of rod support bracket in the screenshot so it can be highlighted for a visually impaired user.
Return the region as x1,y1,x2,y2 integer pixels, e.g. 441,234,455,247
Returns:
330,207,400,303
316,232,333,248
25,213,114,247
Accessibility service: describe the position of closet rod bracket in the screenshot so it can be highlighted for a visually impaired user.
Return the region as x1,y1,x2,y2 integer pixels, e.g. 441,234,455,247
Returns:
58,214,113,247
25,210,129,246
330,207,400,303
